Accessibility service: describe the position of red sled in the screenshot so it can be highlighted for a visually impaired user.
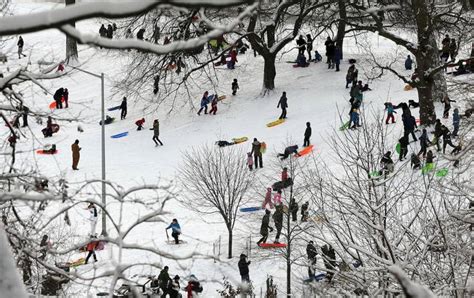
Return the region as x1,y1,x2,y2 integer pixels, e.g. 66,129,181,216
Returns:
49,98,65,109
259,243,287,248
36,149,58,155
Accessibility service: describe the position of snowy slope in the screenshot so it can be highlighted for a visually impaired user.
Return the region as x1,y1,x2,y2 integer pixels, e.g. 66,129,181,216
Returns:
2,2,471,296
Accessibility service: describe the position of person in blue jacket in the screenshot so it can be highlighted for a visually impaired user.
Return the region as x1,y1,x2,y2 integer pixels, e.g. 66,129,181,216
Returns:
166,218,181,244
405,55,413,70
452,108,460,137
197,91,209,115
334,46,342,72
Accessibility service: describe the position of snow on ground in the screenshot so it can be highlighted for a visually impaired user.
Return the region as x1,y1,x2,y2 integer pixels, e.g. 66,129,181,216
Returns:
1,2,472,296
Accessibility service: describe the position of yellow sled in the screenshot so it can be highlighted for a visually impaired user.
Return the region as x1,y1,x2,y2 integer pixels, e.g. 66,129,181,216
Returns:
266,119,285,128
232,137,248,144
217,95,226,101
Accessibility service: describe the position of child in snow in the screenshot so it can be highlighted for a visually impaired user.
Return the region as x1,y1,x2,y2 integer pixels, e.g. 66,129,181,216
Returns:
209,95,218,115
411,153,421,169
166,218,181,244
452,108,460,137
84,235,98,264
247,152,253,171
380,151,394,176
314,50,322,62
135,118,145,130
197,91,209,115
301,201,309,222
87,203,98,236
262,187,273,209
405,55,413,70
232,79,239,95
350,109,360,129
273,190,282,206
384,102,396,124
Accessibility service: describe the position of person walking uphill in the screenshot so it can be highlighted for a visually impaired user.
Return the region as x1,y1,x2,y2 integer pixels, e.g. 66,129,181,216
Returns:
71,140,81,170
273,205,283,243
197,91,209,115
152,119,163,146
158,266,171,295
251,138,263,168
238,254,251,283
277,92,288,119
120,97,127,120
304,122,312,147
17,36,26,59
257,209,272,245
166,218,181,244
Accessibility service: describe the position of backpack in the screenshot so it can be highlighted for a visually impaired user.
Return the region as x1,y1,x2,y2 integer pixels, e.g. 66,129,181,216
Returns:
260,142,267,154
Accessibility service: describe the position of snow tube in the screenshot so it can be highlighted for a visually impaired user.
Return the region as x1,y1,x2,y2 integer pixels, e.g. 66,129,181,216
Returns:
111,132,128,139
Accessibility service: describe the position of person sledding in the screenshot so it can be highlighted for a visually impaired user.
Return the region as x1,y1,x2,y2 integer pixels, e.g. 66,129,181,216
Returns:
99,115,114,125
166,218,181,244
296,53,309,67
272,167,293,191
135,118,145,130
379,151,394,177
42,116,59,137
277,145,300,160
197,91,209,115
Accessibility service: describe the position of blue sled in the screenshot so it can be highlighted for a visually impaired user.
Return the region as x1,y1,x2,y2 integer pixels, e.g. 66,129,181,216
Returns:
111,132,129,139
108,105,121,111
240,207,262,212
303,273,326,283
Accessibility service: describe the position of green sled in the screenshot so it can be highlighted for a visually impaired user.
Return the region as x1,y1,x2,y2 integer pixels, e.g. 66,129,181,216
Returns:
435,168,448,177
395,143,401,154
339,121,350,131
421,163,435,174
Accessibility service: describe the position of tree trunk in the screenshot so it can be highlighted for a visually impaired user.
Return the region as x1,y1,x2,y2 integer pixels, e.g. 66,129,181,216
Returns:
262,54,276,93
65,0,78,63
286,212,291,298
335,0,346,60
227,227,233,259
412,0,442,125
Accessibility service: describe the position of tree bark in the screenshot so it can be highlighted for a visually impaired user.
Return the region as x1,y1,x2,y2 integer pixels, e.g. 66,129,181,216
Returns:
412,0,443,124
335,0,346,60
263,54,276,92
65,0,78,63
286,212,291,298
227,227,233,259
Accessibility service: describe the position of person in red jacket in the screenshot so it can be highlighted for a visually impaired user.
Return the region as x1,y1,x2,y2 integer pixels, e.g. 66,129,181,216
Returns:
135,118,145,130
208,95,218,115
228,49,238,69
85,236,98,264
185,275,203,298
281,167,288,181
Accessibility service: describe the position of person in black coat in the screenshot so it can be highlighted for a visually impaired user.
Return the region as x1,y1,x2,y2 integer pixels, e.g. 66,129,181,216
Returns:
53,88,64,109
326,41,335,69
106,24,113,39
324,37,332,64
272,205,283,243
257,210,272,245
277,145,300,160
120,97,127,120
403,115,417,142
441,126,457,154
289,198,298,222
306,241,318,264
301,201,309,221
22,106,29,127
303,122,312,147
418,129,430,158
238,254,251,282
277,92,288,119
411,153,421,169
321,244,337,282
296,35,306,56
398,135,409,161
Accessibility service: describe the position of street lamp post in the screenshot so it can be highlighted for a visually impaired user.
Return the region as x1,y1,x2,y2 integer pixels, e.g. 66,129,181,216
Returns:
68,65,107,236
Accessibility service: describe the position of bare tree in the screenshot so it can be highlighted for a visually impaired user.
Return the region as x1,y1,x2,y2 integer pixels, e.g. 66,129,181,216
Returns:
302,111,471,296
343,0,471,124
179,144,254,259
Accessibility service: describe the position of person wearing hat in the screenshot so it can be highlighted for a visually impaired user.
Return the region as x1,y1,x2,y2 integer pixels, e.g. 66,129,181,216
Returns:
238,254,251,282
257,209,272,246
168,275,181,298
262,187,273,209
